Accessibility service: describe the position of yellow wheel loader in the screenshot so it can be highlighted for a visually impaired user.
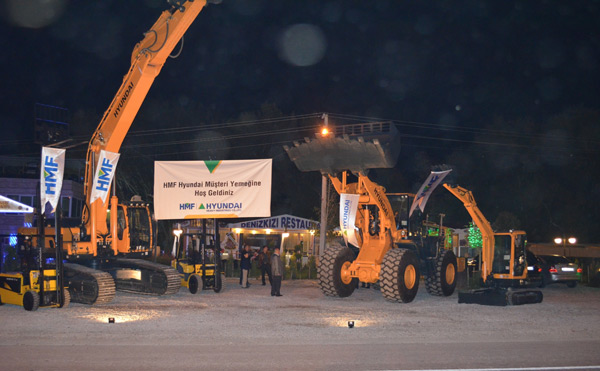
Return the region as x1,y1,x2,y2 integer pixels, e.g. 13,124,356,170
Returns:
285,123,458,303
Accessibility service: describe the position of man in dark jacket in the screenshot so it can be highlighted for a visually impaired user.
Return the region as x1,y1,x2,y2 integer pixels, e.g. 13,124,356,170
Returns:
240,245,253,288
258,246,272,286
270,247,284,296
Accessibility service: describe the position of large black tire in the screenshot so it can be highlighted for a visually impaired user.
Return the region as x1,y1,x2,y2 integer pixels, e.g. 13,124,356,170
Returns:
380,248,420,303
188,274,204,294
23,290,40,311
425,250,457,297
60,288,71,308
318,245,357,297
214,273,226,293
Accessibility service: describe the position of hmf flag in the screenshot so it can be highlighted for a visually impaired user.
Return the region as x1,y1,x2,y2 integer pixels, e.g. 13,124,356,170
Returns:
409,170,452,217
339,193,360,247
40,147,66,213
89,150,120,204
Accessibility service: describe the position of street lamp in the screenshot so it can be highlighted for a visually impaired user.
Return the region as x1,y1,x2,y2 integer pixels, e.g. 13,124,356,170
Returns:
554,236,577,248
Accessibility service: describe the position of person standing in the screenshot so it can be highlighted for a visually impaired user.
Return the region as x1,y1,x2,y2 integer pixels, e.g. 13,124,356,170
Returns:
270,247,284,297
240,245,252,288
259,246,272,286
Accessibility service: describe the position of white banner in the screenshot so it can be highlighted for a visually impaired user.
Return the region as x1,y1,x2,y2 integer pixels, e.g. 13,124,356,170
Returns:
340,193,360,247
40,147,66,213
409,169,452,217
154,159,272,220
89,150,120,205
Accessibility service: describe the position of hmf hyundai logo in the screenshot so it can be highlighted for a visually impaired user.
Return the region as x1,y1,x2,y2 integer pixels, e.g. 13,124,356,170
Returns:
95,158,114,192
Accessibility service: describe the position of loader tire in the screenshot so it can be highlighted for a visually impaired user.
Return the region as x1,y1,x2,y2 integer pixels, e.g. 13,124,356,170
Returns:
60,288,71,308
380,248,420,303
23,290,40,311
425,250,457,297
189,274,204,294
318,245,357,297
214,273,226,293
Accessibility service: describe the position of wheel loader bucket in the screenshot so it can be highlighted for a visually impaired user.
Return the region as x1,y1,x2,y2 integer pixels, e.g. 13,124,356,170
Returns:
284,121,400,174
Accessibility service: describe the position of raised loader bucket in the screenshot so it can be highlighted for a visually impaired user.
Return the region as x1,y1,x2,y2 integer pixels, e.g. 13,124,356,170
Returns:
284,121,400,174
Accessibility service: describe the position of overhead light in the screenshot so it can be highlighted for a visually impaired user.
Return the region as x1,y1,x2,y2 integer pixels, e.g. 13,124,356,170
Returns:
235,228,241,234
554,237,562,245
282,232,289,238
568,237,577,244
266,229,271,234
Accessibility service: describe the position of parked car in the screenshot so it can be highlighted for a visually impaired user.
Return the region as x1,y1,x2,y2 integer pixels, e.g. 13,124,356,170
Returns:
525,250,544,287
537,255,581,288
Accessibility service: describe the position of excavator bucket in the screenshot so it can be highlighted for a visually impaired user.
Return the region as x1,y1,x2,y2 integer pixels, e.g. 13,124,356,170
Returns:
284,121,400,174
458,288,543,306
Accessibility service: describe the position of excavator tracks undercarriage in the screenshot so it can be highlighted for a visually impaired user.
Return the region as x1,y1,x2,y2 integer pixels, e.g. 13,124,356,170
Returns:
64,263,116,305
111,258,181,296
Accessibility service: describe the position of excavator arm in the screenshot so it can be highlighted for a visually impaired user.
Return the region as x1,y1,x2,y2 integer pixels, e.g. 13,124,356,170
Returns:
442,184,495,282
82,0,212,254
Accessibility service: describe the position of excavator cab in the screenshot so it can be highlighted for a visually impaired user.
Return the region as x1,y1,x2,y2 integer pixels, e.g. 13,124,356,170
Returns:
490,231,527,284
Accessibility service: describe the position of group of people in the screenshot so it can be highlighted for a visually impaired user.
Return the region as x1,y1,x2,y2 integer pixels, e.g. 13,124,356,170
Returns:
240,245,283,297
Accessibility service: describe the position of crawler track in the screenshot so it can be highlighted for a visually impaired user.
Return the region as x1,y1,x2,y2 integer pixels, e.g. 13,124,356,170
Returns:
113,258,181,296
64,263,116,305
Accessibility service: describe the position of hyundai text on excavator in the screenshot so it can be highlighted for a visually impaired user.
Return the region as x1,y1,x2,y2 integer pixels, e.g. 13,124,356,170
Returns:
18,0,219,305
442,183,543,306
285,122,459,303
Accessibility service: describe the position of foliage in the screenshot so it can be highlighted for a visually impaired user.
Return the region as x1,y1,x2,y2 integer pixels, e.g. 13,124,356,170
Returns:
467,222,482,249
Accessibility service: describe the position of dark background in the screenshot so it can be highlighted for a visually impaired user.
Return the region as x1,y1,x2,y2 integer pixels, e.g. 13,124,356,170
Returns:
1,0,599,243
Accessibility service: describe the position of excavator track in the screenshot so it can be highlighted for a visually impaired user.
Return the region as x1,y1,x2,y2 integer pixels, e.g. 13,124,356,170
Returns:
64,263,116,305
112,259,180,296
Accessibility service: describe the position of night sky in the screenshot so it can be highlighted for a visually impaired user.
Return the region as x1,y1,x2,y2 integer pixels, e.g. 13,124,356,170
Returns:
1,0,600,242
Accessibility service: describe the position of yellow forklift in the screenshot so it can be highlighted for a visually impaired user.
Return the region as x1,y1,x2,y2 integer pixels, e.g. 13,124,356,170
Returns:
0,205,69,311
172,219,225,294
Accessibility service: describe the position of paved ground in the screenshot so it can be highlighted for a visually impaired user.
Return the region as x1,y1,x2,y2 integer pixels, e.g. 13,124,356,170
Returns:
1,277,600,370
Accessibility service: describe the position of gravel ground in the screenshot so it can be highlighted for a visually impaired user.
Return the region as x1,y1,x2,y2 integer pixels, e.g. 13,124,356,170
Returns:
1,277,600,370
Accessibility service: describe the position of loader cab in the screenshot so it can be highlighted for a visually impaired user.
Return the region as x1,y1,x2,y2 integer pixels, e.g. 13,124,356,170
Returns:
387,193,415,238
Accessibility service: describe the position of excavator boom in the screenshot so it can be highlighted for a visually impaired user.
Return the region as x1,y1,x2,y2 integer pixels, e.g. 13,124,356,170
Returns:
83,0,211,254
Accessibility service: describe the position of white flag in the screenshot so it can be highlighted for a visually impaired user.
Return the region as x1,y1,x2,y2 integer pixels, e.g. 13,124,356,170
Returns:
40,147,66,213
409,170,452,217
340,193,360,247
89,150,120,205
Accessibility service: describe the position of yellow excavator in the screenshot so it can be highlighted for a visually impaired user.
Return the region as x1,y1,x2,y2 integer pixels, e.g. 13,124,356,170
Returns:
18,0,219,304
443,184,543,305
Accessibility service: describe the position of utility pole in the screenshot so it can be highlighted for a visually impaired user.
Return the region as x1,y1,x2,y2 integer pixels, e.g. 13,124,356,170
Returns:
318,114,329,257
